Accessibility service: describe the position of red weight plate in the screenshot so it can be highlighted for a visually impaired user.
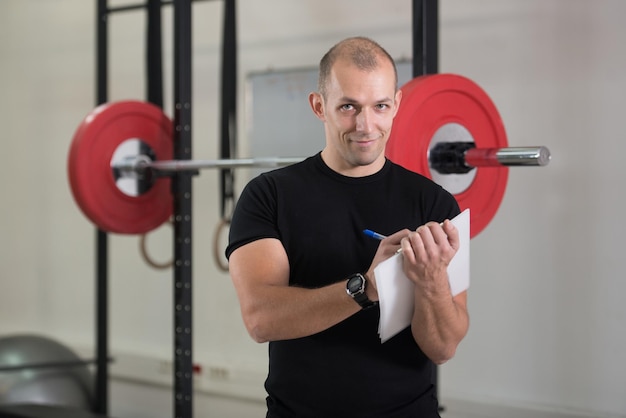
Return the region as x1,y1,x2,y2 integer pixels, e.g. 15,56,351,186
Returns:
387,74,508,238
68,100,173,234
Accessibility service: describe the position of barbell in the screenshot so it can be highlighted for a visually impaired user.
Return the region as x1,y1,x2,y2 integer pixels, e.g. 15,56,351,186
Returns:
67,73,550,236
386,73,550,237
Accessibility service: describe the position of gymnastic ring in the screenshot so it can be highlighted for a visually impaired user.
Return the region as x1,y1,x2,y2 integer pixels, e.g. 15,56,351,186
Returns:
139,219,173,270
212,217,231,272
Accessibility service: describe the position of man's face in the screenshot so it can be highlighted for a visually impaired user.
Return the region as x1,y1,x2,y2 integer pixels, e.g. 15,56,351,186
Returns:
311,58,402,176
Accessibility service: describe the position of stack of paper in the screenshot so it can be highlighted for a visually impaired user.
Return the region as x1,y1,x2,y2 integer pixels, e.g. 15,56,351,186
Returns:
374,209,470,343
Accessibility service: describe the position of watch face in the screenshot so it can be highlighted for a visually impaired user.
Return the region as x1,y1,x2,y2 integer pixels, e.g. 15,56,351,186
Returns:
347,275,364,293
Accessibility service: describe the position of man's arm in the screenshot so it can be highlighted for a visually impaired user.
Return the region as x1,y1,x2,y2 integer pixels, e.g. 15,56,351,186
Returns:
401,220,470,364
228,238,362,343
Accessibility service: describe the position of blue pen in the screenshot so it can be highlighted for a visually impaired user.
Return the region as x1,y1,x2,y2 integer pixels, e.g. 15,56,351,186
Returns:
363,229,387,241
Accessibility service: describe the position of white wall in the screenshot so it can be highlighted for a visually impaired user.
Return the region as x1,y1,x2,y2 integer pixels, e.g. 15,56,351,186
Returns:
438,2,626,415
0,1,625,417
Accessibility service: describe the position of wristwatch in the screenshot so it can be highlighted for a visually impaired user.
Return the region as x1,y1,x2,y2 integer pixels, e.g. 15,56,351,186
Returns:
346,273,378,310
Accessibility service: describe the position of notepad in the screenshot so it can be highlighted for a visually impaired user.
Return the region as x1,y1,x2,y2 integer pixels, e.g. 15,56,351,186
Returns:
374,209,470,343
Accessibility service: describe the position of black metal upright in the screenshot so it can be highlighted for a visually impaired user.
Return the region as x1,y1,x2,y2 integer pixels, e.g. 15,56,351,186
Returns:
94,0,110,415
413,0,438,77
219,0,237,220
172,1,194,417
146,0,164,108
412,0,441,408
93,1,201,417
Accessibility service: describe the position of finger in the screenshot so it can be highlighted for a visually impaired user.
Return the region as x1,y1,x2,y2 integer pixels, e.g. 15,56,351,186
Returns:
427,221,449,247
400,236,416,263
417,225,442,261
381,229,411,256
418,223,438,247
442,219,460,251
384,229,411,246
409,229,427,261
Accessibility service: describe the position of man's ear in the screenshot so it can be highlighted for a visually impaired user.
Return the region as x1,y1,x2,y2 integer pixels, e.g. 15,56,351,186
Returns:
309,92,326,121
392,89,403,118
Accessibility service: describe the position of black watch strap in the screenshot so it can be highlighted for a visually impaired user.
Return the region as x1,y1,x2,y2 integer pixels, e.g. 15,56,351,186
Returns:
346,273,378,310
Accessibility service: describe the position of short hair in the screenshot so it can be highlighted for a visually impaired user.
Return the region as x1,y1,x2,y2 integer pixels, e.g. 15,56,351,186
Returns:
317,37,398,98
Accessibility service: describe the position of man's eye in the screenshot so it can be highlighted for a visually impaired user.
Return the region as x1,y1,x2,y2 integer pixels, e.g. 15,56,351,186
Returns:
340,104,354,111
376,104,389,110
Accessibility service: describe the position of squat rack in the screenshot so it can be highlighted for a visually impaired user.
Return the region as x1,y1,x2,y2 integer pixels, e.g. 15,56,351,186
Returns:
92,1,437,417
95,1,235,417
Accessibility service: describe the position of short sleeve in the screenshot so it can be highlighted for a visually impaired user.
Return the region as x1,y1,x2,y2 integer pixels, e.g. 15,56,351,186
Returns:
225,174,280,259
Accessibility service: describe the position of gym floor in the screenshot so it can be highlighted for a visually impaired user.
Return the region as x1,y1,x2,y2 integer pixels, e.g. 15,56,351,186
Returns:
108,381,603,418
441,399,599,418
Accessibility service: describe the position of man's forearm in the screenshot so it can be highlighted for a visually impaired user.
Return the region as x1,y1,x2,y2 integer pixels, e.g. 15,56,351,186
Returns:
241,280,361,343
410,290,469,364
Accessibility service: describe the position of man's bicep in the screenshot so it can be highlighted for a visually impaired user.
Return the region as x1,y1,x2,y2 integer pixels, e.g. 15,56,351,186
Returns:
229,238,290,291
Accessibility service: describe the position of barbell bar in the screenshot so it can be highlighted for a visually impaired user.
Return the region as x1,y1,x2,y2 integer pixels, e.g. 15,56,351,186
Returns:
114,154,305,175
428,142,550,174
466,146,551,167
68,73,551,236
111,145,548,179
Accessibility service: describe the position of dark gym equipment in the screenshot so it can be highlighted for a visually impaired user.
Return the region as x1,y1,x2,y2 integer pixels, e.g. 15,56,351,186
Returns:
0,335,109,418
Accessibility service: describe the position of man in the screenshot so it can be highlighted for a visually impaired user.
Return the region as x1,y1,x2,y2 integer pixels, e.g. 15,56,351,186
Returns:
226,37,469,417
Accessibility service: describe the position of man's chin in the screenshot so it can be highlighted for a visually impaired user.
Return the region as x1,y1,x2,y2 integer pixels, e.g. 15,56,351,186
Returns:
350,151,385,168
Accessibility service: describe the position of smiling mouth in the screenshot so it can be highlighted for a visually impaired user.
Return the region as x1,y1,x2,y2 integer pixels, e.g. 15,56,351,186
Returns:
352,138,379,147
350,134,380,143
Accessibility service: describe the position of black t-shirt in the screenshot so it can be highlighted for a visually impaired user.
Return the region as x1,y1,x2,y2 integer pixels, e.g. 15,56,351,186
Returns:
226,153,460,417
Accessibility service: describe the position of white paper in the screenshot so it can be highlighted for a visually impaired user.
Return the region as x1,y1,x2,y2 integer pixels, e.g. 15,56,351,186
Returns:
374,209,470,343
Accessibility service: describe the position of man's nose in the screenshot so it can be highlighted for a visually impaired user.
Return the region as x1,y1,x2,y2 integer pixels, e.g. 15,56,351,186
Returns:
356,108,374,132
